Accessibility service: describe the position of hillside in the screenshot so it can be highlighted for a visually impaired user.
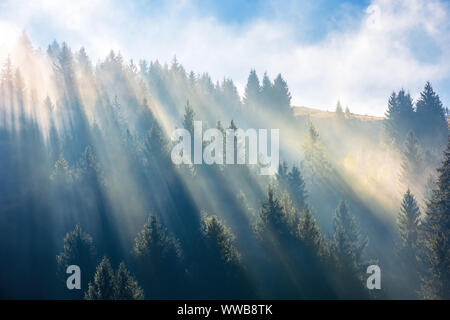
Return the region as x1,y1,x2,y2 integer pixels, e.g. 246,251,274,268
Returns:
293,106,385,121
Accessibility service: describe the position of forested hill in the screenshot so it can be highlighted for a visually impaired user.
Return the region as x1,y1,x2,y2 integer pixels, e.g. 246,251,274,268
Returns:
293,106,385,121
0,35,449,300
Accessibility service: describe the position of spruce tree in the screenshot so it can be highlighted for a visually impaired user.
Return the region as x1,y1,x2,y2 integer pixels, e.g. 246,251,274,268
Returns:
287,165,308,212
85,256,115,300
421,138,450,299
272,74,292,116
396,189,422,297
415,82,448,149
333,201,368,270
335,101,344,120
114,262,144,300
332,201,368,298
297,209,324,255
256,185,293,247
133,215,184,298
400,130,423,194
243,70,260,113
345,106,351,118
302,122,330,184
182,100,195,135
198,214,249,298
56,225,96,295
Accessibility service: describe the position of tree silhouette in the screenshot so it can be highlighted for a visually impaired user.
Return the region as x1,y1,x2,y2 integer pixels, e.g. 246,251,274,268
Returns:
421,138,450,299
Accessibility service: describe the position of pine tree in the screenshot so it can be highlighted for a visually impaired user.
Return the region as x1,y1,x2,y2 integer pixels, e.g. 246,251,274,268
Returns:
85,256,115,300
256,185,293,247
276,161,289,186
56,225,97,295
114,262,144,300
302,122,330,184
421,138,450,299
272,74,292,116
333,201,368,270
143,120,169,164
415,82,448,149
384,90,415,147
400,130,423,194
260,72,273,109
332,201,368,298
335,101,344,120
287,165,308,212
220,78,241,115
345,106,351,119
396,189,422,297
51,154,73,184
243,70,260,110
297,209,323,255
198,214,249,298
133,215,184,298
182,100,195,136
398,189,421,249
201,215,240,266
296,208,335,298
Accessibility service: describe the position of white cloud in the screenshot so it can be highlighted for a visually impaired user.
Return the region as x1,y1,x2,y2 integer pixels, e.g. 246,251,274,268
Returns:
0,0,449,116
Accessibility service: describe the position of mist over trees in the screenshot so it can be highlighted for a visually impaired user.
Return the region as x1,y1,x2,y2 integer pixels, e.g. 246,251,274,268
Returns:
0,33,448,299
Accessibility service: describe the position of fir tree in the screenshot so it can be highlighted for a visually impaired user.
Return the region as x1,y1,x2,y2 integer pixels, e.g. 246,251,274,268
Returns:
400,130,423,195
335,101,344,120
85,256,115,300
297,209,323,255
287,165,308,212
332,201,369,298
56,225,96,295
133,215,184,298
114,262,144,300
421,138,450,299
272,74,292,116
415,82,448,149
345,106,351,118
182,100,195,136
243,69,260,110
396,189,422,297
198,214,249,298
333,200,368,270
256,185,293,246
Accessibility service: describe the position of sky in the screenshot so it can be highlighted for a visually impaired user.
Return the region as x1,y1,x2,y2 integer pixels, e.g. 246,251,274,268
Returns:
0,0,449,116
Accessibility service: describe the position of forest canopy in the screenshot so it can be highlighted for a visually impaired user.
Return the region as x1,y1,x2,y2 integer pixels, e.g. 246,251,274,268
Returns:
0,33,448,300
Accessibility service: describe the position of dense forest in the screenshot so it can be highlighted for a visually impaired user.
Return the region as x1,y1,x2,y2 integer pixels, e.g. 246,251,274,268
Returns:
0,33,448,299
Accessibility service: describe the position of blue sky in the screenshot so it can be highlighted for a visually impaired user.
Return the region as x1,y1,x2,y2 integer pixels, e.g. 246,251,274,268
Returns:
0,0,449,116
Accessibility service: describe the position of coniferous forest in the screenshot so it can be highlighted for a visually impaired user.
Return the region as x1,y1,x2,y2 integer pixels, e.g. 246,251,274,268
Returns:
0,33,449,300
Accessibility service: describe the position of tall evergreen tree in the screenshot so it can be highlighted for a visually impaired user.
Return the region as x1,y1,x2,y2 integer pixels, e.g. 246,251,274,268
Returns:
272,74,292,116
287,165,308,212
415,82,448,149
197,214,250,298
396,189,422,297
114,262,144,300
384,89,415,147
256,185,293,247
297,209,324,255
333,201,368,271
133,215,184,298
243,70,260,110
85,256,115,300
332,201,368,298
421,138,450,299
302,122,330,184
335,101,344,120
400,130,424,194
182,100,195,136
56,225,96,296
